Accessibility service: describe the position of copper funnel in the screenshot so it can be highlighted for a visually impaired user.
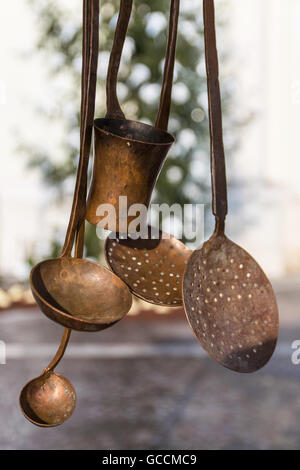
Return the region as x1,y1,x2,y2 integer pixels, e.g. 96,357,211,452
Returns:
86,0,179,232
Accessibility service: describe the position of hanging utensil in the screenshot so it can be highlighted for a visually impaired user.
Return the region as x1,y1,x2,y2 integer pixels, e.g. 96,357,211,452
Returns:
30,0,132,332
182,0,279,373
19,0,94,426
105,0,192,307
19,328,75,427
106,227,191,306
86,0,176,233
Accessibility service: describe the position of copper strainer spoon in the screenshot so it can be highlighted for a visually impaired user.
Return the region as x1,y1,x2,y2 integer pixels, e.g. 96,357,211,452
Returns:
182,0,279,373
30,0,132,332
105,0,192,307
106,227,192,307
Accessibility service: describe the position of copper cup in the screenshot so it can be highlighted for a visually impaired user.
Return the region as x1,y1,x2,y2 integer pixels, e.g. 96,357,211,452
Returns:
86,0,179,232
86,118,174,231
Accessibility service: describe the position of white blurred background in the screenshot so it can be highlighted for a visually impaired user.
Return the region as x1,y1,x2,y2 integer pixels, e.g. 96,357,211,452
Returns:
0,0,300,279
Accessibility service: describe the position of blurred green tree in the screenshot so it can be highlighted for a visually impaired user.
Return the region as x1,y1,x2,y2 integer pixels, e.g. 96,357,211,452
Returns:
24,0,238,264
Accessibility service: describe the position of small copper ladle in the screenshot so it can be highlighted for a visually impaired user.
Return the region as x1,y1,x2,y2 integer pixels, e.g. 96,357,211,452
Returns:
20,328,75,427
105,0,192,307
30,0,132,332
182,0,279,373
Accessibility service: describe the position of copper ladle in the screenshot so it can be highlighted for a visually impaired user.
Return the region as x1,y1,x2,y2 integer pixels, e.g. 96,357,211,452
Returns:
20,0,94,427
182,0,279,373
86,0,176,233
20,328,75,427
104,0,193,307
30,0,132,332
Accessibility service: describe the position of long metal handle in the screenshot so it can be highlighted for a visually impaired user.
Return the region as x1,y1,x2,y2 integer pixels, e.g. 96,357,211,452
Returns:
106,0,179,130
204,0,227,226
43,217,85,374
155,0,180,131
43,328,71,374
61,0,99,257
106,0,133,119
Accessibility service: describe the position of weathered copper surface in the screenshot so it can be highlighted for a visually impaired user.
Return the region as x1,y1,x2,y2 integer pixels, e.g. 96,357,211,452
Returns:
106,228,192,306
87,119,174,230
31,258,132,331
20,329,76,427
29,0,132,332
86,0,179,231
20,372,76,427
182,0,279,373
183,234,279,373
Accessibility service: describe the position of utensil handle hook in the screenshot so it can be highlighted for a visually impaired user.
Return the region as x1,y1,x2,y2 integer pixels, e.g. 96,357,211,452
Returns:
204,0,228,228
155,0,180,131
106,0,133,120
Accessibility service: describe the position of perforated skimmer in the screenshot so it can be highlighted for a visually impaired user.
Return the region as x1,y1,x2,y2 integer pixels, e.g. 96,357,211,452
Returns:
182,0,279,373
106,228,191,306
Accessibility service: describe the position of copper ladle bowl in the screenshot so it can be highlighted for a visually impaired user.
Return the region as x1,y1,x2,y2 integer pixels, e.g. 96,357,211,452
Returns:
20,370,76,427
20,328,76,427
31,258,132,332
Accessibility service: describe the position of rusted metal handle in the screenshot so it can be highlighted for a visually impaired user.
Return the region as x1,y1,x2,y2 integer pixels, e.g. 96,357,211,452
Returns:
80,0,91,142
43,328,71,374
61,0,99,258
204,0,227,224
106,0,133,119
106,0,179,129
155,0,180,131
